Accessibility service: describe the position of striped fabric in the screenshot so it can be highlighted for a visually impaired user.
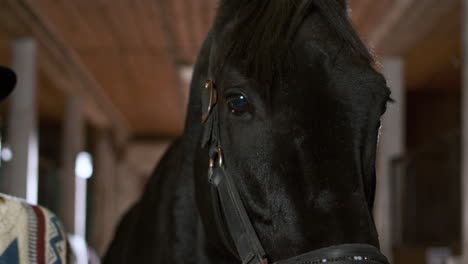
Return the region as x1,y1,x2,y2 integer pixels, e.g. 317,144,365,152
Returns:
0,194,75,264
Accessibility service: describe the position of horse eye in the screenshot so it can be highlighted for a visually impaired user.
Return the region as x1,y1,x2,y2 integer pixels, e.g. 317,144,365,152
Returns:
226,94,251,114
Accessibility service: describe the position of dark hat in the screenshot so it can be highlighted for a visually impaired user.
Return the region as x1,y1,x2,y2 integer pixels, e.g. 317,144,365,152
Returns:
0,66,16,101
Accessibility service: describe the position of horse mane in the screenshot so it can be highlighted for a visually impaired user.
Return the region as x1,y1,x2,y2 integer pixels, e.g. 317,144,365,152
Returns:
213,0,373,89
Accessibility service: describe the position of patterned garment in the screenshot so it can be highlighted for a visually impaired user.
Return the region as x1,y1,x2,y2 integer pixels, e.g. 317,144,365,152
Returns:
0,194,75,264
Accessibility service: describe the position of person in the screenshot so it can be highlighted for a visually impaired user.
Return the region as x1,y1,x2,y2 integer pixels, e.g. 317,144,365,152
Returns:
0,65,16,101
0,66,78,263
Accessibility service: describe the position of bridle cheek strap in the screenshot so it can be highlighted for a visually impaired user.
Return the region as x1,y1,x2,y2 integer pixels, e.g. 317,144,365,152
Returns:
201,78,267,263
209,162,268,264
201,30,270,259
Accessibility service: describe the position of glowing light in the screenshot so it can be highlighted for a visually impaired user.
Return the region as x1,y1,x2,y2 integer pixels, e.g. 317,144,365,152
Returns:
1,146,13,162
179,65,193,83
75,152,93,179
26,132,38,204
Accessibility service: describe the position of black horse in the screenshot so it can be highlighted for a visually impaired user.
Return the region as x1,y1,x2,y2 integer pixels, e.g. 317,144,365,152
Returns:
104,0,391,263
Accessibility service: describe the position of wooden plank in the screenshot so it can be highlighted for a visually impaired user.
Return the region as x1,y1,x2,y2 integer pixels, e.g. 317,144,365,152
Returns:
124,53,185,135
191,0,206,55
0,5,108,126
32,0,101,49
135,0,170,50
385,0,458,55
78,48,185,135
205,0,218,30
164,0,194,63
366,0,459,56
61,0,186,135
77,51,134,123
14,0,221,136
405,3,461,91
350,0,373,23
351,0,394,42
151,0,193,127
463,0,468,262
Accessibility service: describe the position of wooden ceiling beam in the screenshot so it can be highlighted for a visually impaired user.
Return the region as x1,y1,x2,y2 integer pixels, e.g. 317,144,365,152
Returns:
191,0,206,59
366,0,458,56
182,0,201,63
162,0,194,64
2,0,130,143
154,0,189,102
366,0,420,52
201,0,217,31
350,0,375,28
153,0,195,113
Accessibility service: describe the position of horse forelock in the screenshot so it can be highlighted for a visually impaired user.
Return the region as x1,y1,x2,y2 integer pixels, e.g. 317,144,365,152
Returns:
211,0,373,96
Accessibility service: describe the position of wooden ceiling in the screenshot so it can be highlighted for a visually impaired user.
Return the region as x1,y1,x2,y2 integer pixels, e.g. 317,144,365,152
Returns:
404,1,461,92
350,0,461,93
27,0,217,136
0,0,461,137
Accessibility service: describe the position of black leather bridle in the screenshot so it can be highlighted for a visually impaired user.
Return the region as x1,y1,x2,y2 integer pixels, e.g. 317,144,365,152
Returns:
200,79,390,264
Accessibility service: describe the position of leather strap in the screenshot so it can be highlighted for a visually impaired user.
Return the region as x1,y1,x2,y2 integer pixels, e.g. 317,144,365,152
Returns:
210,165,268,264
203,96,267,263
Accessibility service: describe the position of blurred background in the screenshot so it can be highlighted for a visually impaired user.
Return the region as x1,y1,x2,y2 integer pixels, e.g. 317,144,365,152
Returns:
0,0,462,263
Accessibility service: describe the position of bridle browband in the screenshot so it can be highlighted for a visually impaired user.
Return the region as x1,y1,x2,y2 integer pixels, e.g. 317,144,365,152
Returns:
200,79,390,264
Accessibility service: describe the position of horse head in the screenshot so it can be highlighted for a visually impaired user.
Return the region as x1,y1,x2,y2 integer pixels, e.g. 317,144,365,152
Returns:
186,0,391,263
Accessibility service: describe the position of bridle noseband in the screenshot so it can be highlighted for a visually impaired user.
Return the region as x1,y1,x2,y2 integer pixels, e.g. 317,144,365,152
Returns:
200,79,389,264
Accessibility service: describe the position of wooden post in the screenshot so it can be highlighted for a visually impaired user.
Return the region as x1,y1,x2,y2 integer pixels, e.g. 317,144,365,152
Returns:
61,95,85,234
89,130,116,255
375,57,405,261
462,0,468,262
3,38,38,204
178,65,193,112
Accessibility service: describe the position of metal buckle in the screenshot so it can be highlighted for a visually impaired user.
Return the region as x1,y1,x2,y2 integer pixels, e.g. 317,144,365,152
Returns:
208,147,224,185
201,80,217,123
209,147,224,169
